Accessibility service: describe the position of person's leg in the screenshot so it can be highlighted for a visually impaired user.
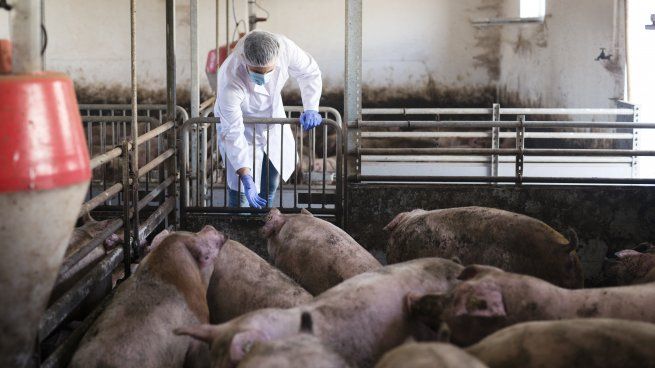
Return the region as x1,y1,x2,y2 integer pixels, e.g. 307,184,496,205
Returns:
260,154,280,207
227,188,249,208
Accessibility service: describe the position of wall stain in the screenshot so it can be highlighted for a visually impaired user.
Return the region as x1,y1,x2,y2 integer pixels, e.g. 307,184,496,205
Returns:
472,0,503,81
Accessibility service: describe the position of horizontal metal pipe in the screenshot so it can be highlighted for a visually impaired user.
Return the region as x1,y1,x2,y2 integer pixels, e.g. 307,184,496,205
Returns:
90,147,122,170
56,219,123,281
359,121,655,129
183,207,337,215
182,117,342,128
137,121,175,147
40,291,115,368
360,131,635,140
361,108,635,116
82,116,160,125
360,148,655,157
357,175,655,185
79,104,189,121
362,155,634,163
39,248,123,341
78,183,123,217
137,196,175,242
132,175,176,215
138,148,175,179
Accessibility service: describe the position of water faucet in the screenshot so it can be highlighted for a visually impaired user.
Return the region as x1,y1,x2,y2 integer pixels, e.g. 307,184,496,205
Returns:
595,48,612,61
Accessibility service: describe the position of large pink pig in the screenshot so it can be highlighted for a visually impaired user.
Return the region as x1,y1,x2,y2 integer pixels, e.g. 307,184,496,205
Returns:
176,258,463,368
69,226,226,368
207,239,313,323
466,319,655,368
409,264,655,346
385,207,583,288
262,208,381,295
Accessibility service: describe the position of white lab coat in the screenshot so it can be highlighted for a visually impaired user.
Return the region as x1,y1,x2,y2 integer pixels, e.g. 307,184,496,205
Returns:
214,32,322,191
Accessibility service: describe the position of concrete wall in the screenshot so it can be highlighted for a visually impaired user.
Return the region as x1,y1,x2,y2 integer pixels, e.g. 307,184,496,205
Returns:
4,0,626,107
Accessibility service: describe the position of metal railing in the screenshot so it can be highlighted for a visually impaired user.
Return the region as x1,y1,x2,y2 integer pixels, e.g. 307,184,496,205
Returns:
39,113,179,360
356,103,655,185
181,108,343,223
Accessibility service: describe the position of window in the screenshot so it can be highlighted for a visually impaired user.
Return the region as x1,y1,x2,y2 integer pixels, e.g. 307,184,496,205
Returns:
520,0,546,19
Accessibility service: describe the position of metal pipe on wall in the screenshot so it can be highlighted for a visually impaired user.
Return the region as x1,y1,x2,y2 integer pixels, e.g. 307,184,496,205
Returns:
11,0,41,73
166,0,178,227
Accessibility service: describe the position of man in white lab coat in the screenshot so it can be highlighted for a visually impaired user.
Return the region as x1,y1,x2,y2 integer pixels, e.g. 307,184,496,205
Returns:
214,30,322,209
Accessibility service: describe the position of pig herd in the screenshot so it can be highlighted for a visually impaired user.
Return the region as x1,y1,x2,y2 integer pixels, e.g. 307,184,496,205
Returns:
67,206,655,368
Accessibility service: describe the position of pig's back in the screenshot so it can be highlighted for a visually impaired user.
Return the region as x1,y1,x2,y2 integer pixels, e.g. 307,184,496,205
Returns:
309,258,464,367
273,216,381,295
69,275,199,368
208,240,312,323
387,207,571,272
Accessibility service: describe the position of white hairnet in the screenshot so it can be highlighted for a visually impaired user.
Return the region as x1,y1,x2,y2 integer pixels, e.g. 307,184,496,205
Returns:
243,31,280,67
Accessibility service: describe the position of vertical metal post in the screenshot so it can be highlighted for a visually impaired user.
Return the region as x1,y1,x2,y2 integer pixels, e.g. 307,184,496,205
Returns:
121,141,132,278
345,0,362,225
166,0,178,227
632,104,640,178
130,0,140,258
190,0,199,118
11,0,41,73
491,103,500,177
515,115,525,186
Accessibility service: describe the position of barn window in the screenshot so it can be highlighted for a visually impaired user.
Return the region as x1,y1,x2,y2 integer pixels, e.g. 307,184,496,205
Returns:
520,0,546,19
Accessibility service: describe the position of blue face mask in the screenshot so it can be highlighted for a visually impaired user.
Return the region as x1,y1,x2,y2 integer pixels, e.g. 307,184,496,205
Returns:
248,70,272,86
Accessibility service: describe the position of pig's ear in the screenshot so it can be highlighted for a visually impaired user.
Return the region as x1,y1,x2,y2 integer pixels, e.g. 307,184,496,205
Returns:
186,230,225,268
230,330,269,362
261,210,285,238
453,282,506,318
150,229,171,251
300,208,313,216
562,228,579,253
384,212,408,232
174,324,219,344
615,249,641,259
457,265,495,281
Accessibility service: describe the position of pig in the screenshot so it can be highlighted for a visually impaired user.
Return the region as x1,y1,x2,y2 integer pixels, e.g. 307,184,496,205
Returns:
207,239,313,323
376,343,488,368
385,207,583,289
262,208,382,295
175,257,464,368
69,226,226,368
409,264,655,346
466,319,655,368
237,312,353,368
602,242,655,285
49,215,121,304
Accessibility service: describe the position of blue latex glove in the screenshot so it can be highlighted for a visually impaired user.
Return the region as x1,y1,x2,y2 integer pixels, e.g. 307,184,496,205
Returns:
299,110,322,131
240,174,267,209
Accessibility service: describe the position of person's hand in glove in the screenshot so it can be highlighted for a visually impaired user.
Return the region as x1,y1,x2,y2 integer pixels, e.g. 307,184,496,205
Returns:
299,110,322,131
240,174,267,209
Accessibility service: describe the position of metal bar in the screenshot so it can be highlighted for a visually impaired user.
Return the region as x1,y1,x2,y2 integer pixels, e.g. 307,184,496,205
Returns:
137,196,175,242
322,124,327,209
359,131,636,140
121,141,132,277
201,125,208,206
362,155,635,163
356,175,655,185
308,129,312,209
190,0,199,118
78,183,123,217
279,123,283,208
491,103,500,178
184,207,338,215
39,248,123,341
266,124,270,207
40,291,115,368
294,124,298,208
90,147,123,170
516,115,525,185
345,0,363,190
361,107,635,116
360,148,655,157
166,0,178,228
137,121,174,147
134,175,176,214
12,0,41,73
138,148,175,179
359,120,655,129
82,116,160,125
